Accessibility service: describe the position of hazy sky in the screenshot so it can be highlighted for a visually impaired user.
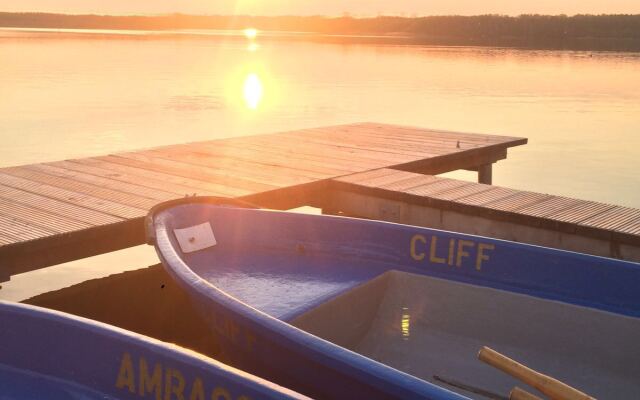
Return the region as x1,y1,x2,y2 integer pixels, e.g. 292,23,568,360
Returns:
3,0,640,16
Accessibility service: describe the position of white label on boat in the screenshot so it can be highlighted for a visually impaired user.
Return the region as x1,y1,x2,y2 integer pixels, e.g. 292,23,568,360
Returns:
173,222,217,253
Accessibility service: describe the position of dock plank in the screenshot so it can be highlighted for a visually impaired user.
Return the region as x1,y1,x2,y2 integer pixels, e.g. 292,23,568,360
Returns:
33,163,178,200
0,172,145,219
222,138,379,172
192,141,360,174
1,167,161,211
239,133,410,165
0,198,91,233
75,157,247,197
456,187,522,206
483,192,552,212
168,142,354,177
580,207,640,231
275,130,432,161
425,183,494,201
0,185,120,226
47,160,203,197
379,175,442,192
145,148,330,183
111,153,279,193
618,217,640,235
356,122,527,145
546,202,617,224
405,179,471,197
335,168,402,184
0,214,55,243
293,128,446,158
0,234,17,246
313,124,519,156
310,124,507,152
517,197,583,218
347,170,419,188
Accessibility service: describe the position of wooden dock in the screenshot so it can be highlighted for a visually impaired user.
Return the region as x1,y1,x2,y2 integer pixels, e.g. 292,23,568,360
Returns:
327,168,640,262
0,122,526,281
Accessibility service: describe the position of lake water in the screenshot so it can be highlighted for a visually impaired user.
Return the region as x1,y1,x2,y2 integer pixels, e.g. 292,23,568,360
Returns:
1,28,639,300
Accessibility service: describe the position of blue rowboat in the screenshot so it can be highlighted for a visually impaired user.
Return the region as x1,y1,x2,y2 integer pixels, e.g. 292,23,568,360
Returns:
147,197,640,399
0,301,307,400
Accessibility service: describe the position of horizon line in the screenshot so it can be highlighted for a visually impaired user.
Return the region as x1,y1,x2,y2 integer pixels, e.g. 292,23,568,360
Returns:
3,10,640,19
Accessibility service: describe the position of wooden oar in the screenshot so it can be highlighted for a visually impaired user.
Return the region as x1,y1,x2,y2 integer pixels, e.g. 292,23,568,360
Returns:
478,347,596,400
509,387,543,400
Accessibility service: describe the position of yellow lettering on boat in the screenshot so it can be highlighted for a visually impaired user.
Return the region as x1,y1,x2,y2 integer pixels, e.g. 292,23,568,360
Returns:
210,314,256,352
139,357,162,400
476,243,495,271
447,238,456,265
411,234,496,271
456,240,474,267
410,234,427,261
211,387,232,400
164,368,186,400
116,352,136,393
429,236,446,264
189,378,206,400
115,352,251,400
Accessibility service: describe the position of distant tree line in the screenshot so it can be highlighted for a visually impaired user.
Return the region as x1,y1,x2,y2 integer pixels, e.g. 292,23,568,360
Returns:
2,12,640,51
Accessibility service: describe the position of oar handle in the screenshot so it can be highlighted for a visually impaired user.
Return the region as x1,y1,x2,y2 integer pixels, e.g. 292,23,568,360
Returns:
509,387,543,400
478,347,595,400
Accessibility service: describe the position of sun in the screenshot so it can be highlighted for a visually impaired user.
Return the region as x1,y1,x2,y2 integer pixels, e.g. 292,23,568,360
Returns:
243,28,258,40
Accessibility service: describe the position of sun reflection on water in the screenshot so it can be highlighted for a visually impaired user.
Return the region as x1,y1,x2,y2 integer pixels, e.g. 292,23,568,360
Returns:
243,73,263,110
243,28,258,40
401,306,410,340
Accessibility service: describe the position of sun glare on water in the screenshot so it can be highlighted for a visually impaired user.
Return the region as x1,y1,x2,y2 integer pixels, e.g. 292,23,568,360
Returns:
243,73,263,110
244,28,258,40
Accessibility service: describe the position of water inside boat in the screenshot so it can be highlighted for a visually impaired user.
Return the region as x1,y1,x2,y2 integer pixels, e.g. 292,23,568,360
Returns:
291,270,640,399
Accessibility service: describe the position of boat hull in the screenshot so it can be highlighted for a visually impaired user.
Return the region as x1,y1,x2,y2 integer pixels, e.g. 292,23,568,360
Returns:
0,301,306,400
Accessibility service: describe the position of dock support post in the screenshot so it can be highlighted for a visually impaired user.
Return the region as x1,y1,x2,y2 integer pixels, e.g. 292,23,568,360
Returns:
478,164,493,185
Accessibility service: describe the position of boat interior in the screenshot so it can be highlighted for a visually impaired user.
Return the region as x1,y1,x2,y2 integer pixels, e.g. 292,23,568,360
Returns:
292,270,640,399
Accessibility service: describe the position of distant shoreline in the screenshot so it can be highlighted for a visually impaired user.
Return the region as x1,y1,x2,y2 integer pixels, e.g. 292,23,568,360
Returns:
2,12,640,51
